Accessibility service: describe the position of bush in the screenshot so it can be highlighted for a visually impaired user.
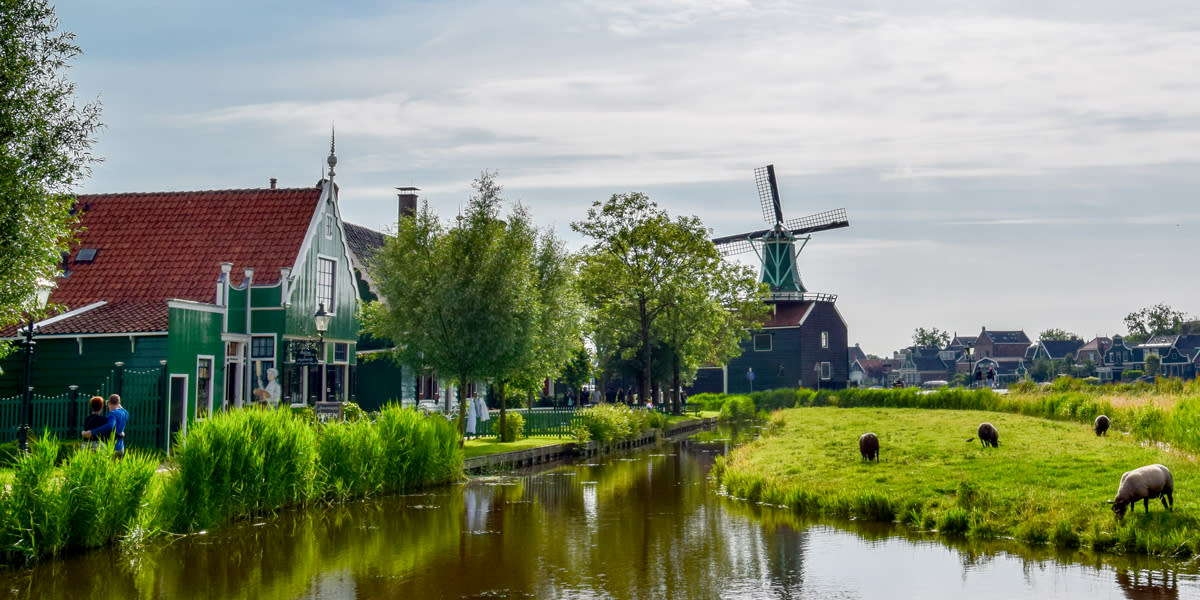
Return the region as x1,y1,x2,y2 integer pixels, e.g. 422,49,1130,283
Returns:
719,395,757,421
572,404,650,445
499,412,525,442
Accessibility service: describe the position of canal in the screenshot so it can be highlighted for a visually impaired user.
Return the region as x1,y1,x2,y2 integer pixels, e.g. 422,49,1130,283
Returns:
1,432,1197,599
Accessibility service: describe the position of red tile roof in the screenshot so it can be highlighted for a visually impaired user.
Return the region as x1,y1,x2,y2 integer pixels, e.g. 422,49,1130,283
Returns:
28,187,323,334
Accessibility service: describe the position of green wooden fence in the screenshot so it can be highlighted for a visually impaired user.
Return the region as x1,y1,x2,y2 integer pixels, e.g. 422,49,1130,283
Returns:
474,407,579,438
0,363,166,450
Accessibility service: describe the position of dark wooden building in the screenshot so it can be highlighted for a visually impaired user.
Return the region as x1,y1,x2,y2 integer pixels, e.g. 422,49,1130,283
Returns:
689,296,849,394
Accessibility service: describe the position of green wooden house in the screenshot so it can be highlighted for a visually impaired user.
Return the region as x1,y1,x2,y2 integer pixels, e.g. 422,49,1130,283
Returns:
0,152,360,448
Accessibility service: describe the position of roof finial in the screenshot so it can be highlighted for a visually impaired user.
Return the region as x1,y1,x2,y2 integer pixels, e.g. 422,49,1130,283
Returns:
327,123,337,178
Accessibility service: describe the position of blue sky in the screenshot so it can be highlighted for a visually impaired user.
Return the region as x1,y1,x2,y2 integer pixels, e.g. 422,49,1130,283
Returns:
54,1,1200,355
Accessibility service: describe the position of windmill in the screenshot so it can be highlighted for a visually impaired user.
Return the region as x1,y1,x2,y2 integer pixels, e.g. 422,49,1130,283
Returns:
711,165,849,299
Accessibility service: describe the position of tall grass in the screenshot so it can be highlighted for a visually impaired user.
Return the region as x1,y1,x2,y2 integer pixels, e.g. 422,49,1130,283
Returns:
0,436,156,562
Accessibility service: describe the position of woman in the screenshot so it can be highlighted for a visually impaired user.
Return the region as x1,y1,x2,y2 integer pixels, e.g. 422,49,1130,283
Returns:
82,396,107,449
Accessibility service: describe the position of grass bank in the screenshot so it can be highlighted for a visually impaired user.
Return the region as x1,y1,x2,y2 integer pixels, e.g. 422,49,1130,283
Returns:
715,406,1200,556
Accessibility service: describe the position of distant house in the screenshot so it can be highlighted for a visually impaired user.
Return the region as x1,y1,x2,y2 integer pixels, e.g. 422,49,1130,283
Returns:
850,357,900,388
1099,335,1142,382
1025,339,1086,363
971,328,1031,383
946,334,978,377
896,346,952,387
1137,334,1200,379
1075,337,1113,366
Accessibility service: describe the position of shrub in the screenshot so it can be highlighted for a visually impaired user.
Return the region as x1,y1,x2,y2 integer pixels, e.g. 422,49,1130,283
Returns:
572,404,649,445
499,412,525,442
719,395,757,421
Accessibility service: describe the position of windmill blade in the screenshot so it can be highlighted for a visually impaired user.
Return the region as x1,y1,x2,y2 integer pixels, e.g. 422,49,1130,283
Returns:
755,165,784,225
713,237,756,257
785,208,849,236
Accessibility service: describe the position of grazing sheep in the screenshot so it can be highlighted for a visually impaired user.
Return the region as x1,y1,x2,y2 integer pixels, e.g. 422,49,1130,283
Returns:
1110,464,1174,520
859,432,879,462
1094,414,1111,436
976,422,999,448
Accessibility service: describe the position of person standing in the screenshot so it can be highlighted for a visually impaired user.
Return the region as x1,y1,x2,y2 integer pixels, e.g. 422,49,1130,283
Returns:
81,396,107,450
82,394,129,458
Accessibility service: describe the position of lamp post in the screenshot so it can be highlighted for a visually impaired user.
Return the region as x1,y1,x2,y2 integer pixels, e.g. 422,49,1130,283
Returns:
314,303,331,403
19,279,55,454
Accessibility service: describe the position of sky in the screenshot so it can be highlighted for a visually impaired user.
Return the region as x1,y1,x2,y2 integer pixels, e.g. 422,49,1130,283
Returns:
51,0,1200,356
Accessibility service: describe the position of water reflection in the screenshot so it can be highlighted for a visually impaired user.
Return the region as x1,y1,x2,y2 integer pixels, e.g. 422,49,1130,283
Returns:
0,434,1197,599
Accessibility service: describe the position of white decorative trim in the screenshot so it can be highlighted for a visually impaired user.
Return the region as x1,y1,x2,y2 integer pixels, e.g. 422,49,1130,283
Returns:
37,300,106,328
167,298,226,314
11,331,167,341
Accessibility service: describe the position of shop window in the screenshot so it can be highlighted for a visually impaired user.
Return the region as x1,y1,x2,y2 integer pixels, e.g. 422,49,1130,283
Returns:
250,335,275,397
754,334,772,352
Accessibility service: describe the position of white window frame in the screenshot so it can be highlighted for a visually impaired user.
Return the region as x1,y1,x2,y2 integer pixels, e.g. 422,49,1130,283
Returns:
820,361,832,380
754,334,772,352
821,331,829,349
317,256,336,313
196,355,215,420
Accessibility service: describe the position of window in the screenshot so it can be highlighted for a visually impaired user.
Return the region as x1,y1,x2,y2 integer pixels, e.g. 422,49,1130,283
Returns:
333,342,348,362
250,335,275,400
820,361,832,380
754,334,772,352
317,257,336,313
821,331,829,349
325,211,335,239
196,357,213,419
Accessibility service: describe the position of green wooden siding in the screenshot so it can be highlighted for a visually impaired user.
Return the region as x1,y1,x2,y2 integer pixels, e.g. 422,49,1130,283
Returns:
167,305,225,423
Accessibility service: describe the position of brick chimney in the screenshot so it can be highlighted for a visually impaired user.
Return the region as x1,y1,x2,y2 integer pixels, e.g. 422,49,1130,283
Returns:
396,187,419,220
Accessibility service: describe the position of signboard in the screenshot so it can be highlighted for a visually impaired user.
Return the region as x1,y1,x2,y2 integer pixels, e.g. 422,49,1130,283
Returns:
294,344,319,366
314,401,343,422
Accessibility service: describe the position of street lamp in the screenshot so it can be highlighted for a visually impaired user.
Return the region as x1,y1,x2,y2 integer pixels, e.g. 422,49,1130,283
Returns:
314,303,331,403
314,303,331,341
19,278,55,454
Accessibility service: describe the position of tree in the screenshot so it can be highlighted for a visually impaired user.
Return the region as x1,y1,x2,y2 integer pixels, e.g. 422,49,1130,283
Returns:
365,172,554,437
1144,354,1161,378
1124,303,1187,343
1039,328,1079,342
912,327,950,348
560,346,592,401
573,193,767,410
0,0,102,344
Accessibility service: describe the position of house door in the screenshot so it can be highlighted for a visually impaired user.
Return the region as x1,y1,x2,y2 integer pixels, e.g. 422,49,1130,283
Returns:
169,375,188,446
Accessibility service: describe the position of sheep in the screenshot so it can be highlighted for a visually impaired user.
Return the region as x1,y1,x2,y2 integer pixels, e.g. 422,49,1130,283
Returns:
1094,414,1111,436
859,432,879,462
970,422,999,448
1110,464,1173,520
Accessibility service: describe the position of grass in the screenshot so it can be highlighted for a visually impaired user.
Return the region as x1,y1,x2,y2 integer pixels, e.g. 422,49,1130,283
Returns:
463,437,569,459
715,406,1200,557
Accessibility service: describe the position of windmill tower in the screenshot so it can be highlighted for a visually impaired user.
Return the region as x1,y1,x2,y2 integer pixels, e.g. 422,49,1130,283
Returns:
688,164,852,395
711,165,849,300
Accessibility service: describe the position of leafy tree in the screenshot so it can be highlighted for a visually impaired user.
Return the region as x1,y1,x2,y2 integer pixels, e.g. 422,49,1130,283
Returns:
573,193,768,411
1030,357,1053,382
1144,354,1161,378
1038,328,1079,342
365,172,551,437
0,0,102,346
912,327,950,348
560,346,592,401
1124,303,1187,343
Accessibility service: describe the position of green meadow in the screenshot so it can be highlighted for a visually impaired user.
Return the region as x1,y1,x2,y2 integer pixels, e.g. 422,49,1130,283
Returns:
715,406,1200,556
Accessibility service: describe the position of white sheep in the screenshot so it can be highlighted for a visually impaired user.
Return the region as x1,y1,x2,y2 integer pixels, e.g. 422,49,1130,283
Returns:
1110,464,1174,520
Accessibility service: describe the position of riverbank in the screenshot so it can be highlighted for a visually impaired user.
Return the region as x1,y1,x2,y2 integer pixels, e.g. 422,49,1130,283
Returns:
715,406,1200,556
